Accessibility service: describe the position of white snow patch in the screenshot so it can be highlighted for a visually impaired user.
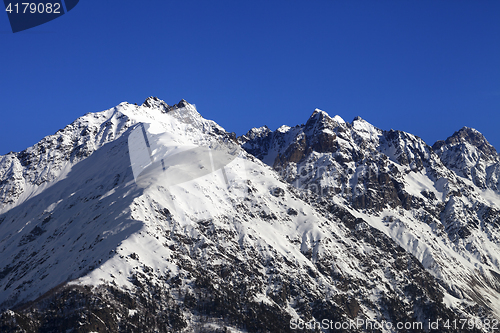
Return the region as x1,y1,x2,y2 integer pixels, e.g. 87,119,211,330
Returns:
333,115,345,124
404,169,443,201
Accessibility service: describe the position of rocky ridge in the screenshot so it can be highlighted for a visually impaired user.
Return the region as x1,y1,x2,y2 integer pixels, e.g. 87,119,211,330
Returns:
241,109,500,321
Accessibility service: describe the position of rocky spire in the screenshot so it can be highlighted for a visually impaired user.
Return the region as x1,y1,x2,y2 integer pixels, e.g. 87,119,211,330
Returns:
142,96,170,112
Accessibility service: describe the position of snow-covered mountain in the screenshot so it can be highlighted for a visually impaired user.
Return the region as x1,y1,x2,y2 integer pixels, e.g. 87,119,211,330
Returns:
241,109,500,320
0,99,498,332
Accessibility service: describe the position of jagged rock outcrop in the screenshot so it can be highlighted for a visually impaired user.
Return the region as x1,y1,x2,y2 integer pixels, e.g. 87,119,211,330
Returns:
142,96,170,112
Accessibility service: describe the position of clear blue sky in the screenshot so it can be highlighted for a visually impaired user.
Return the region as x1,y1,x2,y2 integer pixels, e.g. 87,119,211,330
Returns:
1,0,499,155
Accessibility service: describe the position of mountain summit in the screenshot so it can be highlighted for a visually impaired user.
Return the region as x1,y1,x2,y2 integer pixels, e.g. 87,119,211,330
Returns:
433,126,498,157
433,126,500,190
0,99,499,332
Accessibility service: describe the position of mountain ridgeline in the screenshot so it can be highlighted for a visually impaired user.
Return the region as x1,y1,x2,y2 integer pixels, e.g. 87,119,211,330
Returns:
0,98,499,332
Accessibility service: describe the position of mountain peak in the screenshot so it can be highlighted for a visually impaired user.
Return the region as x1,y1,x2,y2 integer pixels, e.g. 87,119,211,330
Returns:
304,109,338,138
242,125,271,140
310,108,329,118
309,109,346,125
142,96,170,112
433,126,497,157
140,98,202,125
168,99,190,110
351,116,381,141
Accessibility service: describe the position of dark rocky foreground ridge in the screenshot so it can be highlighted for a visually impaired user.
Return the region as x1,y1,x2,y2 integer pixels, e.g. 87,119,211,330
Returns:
0,98,499,332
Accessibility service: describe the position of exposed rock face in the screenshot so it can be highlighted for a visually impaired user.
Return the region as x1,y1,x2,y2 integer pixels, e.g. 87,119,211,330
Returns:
171,98,189,110
142,96,170,112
